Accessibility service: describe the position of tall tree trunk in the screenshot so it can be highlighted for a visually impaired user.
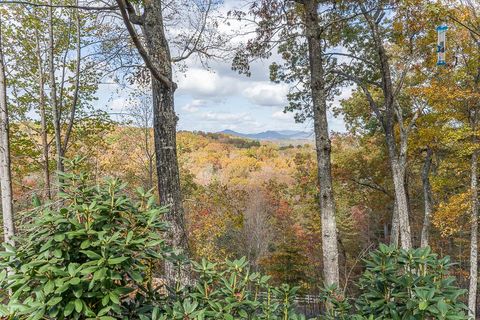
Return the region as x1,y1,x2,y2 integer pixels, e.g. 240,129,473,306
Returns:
390,201,399,246
304,0,339,287
360,5,412,250
47,0,64,182
469,148,478,319
420,147,433,248
142,0,190,285
390,158,411,249
62,3,81,156
385,119,410,249
0,16,14,247
34,27,51,200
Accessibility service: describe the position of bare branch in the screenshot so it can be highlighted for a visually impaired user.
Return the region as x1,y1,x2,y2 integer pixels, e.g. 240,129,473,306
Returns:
393,61,411,99
63,2,81,150
171,0,212,63
116,0,175,89
334,69,385,126
125,0,143,25
0,0,118,11
324,52,376,68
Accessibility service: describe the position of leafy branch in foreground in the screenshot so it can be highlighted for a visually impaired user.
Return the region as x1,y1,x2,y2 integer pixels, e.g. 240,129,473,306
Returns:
0,164,174,319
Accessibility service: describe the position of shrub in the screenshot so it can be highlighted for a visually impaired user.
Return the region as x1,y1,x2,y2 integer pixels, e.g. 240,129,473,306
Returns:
0,170,173,320
322,244,469,320
179,257,304,319
0,169,302,320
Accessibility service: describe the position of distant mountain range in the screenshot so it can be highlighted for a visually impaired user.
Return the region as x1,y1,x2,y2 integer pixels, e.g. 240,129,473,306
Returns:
218,129,313,140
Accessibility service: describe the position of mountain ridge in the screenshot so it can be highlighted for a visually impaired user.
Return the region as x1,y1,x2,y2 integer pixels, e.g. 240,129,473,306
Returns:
218,129,313,140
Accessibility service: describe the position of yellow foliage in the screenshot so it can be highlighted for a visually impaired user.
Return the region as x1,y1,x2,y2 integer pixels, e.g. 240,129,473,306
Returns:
433,191,471,237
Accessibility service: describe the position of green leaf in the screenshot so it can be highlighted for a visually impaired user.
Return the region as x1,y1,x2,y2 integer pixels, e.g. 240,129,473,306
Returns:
109,291,120,304
44,280,55,295
80,250,101,259
53,248,63,258
46,296,62,306
74,299,83,313
107,256,129,265
64,301,75,317
419,300,428,311
80,239,91,249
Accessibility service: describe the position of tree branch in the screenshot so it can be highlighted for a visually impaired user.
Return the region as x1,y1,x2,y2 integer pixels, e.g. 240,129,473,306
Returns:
332,70,384,125
125,0,143,25
324,52,376,68
348,177,391,197
116,0,175,90
0,0,118,11
171,0,212,63
63,2,81,150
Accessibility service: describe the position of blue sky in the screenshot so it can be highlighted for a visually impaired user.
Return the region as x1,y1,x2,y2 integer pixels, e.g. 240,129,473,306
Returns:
95,0,348,134
98,57,348,134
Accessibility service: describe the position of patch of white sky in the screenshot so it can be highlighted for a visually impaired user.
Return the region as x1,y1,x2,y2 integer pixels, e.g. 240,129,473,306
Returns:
95,0,351,134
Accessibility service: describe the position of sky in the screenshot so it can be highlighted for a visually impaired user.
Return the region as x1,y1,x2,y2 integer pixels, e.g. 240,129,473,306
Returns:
95,0,349,135
98,57,349,134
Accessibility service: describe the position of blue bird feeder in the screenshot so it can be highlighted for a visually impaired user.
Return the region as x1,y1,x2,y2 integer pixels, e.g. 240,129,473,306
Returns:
436,25,448,66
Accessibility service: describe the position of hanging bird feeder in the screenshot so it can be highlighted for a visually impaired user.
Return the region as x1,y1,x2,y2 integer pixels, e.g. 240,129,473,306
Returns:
436,24,448,66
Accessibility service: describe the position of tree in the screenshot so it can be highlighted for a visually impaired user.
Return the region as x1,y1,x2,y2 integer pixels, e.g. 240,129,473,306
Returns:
334,0,439,249
47,0,83,185
0,13,14,248
232,0,341,287
302,0,340,286
125,72,156,191
1,1,108,201
424,8,480,316
115,0,227,284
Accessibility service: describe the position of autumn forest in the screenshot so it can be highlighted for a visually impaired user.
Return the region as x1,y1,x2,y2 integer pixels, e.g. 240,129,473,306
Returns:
0,0,480,319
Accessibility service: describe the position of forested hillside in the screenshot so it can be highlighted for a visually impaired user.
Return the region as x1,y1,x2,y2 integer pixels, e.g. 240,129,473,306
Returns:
9,126,473,294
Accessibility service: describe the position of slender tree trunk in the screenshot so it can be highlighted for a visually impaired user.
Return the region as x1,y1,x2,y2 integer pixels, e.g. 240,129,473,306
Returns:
0,16,14,247
469,148,478,319
143,108,154,190
420,147,433,248
390,158,411,249
360,5,412,250
304,0,339,287
34,28,51,200
390,201,399,247
47,0,64,181
143,0,190,285
62,3,81,155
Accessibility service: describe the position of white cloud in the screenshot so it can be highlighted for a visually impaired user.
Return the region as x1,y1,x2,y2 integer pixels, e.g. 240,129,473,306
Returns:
177,67,290,109
181,99,206,113
177,68,240,97
242,83,288,107
272,110,292,120
109,97,127,112
200,111,252,122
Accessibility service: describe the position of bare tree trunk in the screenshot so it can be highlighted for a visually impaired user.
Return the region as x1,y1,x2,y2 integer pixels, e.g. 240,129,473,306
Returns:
469,148,478,319
0,16,14,247
390,201,399,247
142,0,190,285
34,27,51,200
62,3,81,155
144,107,154,190
359,5,413,250
304,0,339,287
390,159,412,249
420,147,433,248
47,0,64,182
